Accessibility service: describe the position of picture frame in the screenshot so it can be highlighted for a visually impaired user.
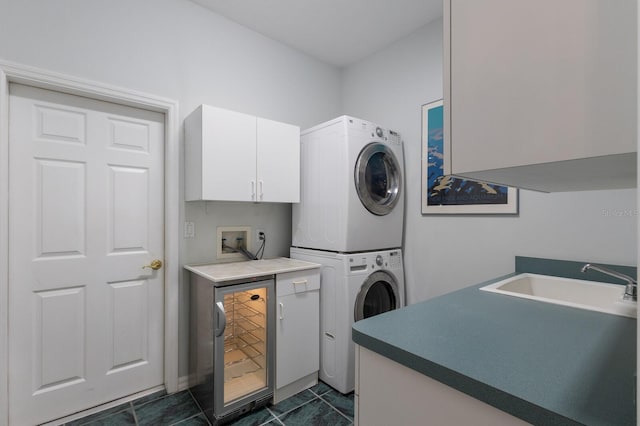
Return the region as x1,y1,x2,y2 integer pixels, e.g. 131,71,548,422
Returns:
421,99,518,215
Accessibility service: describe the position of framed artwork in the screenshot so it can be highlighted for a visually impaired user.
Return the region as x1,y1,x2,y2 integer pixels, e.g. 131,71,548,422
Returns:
421,99,518,215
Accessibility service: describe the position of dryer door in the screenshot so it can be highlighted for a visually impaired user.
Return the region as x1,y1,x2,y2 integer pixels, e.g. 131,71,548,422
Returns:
354,143,402,216
354,270,401,321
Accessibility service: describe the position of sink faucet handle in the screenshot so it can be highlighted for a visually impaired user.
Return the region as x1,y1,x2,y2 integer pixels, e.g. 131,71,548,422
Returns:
624,284,638,301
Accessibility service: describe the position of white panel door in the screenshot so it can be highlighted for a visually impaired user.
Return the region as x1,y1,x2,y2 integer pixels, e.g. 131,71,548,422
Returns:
256,117,300,203
8,84,165,425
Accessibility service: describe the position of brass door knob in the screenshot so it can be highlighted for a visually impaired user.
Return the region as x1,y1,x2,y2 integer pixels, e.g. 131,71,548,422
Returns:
143,259,163,270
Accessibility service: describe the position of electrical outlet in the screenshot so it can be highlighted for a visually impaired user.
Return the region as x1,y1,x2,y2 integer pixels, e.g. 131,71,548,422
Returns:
184,221,195,238
256,229,265,242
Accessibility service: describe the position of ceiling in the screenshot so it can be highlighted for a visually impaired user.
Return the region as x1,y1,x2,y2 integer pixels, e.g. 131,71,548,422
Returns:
190,0,443,67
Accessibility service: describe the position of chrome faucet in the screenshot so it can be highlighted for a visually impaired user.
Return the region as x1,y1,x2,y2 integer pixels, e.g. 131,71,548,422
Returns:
581,263,637,301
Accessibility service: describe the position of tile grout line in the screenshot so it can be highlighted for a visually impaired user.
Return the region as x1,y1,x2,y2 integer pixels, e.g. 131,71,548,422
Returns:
265,406,278,418
259,408,284,426
60,389,176,426
271,392,320,419
264,406,284,425
308,389,329,398
131,392,170,411
130,401,140,426
168,412,208,426
131,390,200,426
186,388,211,425
68,386,348,426
65,402,132,426
317,394,354,423
271,388,354,425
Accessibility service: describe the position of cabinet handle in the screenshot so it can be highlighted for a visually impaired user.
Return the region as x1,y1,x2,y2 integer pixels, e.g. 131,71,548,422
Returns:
259,180,264,201
279,302,284,320
251,180,256,201
293,279,308,292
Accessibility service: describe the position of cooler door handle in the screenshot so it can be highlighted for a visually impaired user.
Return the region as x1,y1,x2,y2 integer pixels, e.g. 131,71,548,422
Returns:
215,301,226,337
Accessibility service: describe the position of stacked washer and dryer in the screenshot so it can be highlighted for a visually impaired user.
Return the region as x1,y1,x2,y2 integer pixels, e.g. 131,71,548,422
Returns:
290,116,405,394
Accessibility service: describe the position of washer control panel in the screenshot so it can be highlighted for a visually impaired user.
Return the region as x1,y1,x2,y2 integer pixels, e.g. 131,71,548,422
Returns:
388,130,402,145
347,117,401,145
388,251,401,269
348,250,402,272
349,255,368,272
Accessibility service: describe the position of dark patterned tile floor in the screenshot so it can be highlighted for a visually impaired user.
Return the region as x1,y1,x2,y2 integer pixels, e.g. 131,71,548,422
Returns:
63,382,354,426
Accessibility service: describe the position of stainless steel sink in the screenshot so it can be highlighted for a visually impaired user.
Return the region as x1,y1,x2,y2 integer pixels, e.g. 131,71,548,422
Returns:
480,273,637,318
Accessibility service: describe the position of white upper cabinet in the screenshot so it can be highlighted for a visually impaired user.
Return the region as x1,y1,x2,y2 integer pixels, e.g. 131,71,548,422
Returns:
185,105,300,202
257,117,301,203
444,0,637,192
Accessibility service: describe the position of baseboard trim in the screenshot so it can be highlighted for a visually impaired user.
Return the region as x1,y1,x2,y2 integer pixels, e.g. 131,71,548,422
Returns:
178,375,190,392
40,385,166,426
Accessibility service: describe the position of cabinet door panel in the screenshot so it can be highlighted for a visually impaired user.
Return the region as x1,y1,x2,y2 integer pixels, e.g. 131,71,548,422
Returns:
357,346,529,425
201,106,257,201
257,118,300,203
276,290,319,388
446,0,636,178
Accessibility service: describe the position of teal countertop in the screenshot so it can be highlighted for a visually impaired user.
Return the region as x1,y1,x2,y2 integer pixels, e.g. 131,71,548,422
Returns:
352,257,637,426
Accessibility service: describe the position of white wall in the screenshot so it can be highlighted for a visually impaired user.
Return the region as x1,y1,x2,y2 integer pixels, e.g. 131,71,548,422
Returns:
0,0,342,376
2,0,636,385
0,0,341,262
342,19,638,303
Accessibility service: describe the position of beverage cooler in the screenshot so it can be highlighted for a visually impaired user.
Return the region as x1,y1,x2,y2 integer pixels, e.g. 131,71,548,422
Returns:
189,274,275,425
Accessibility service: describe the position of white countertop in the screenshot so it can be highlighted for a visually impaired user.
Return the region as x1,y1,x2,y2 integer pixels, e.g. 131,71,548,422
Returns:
184,257,320,283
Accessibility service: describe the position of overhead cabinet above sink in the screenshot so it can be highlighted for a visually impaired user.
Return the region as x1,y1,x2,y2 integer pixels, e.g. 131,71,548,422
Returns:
185,105,300,202
444,0,637,192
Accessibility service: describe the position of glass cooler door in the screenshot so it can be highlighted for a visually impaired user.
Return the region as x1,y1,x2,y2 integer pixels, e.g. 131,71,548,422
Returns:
213,278,274,417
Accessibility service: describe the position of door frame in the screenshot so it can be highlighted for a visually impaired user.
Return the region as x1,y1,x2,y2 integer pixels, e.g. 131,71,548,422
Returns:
0,60,180,426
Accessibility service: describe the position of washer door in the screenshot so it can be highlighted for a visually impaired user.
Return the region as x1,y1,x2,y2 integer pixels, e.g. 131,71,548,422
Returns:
354,143,402,216
354,270,401,321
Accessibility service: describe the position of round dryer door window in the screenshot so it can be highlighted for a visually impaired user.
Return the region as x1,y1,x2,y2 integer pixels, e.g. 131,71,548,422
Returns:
354,271,400,321
354,143,402,216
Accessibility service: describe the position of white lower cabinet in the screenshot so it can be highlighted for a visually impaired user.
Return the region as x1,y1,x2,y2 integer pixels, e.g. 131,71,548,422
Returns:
355,345,529,426
274,269,320,403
